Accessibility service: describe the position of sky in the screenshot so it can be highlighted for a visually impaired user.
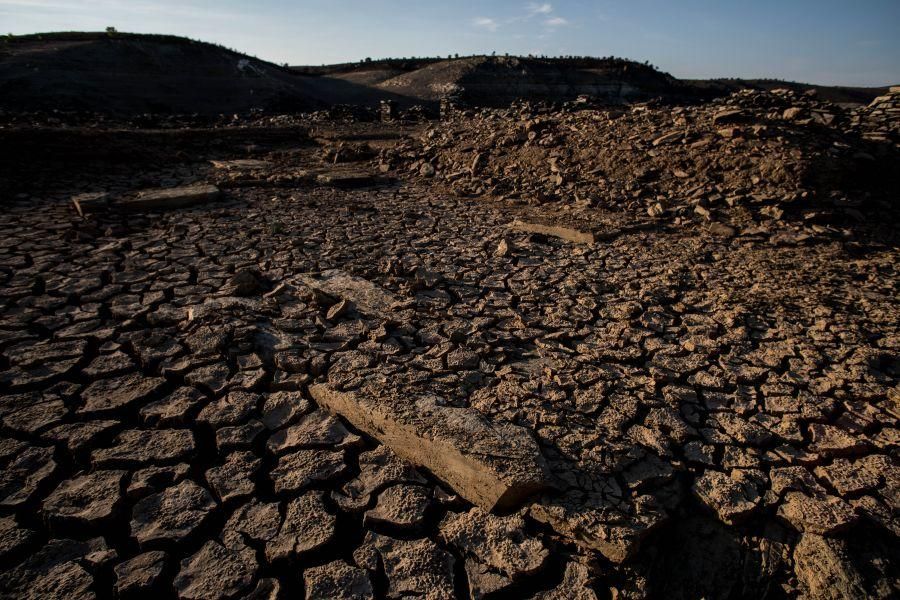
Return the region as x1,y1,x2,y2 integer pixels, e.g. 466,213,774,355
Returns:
3,0,899,86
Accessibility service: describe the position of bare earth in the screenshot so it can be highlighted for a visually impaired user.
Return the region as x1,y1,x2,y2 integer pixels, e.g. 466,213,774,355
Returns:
0,88,898,599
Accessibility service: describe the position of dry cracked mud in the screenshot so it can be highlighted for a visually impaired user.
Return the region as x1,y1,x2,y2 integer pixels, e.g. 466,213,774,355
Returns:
0,88,898,599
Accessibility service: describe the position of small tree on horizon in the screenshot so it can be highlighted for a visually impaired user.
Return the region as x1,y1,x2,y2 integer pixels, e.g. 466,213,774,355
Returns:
106,26,117,36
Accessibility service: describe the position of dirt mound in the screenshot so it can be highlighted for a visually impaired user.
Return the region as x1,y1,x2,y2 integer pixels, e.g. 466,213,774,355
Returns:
382,87,899,236
0,32,399,115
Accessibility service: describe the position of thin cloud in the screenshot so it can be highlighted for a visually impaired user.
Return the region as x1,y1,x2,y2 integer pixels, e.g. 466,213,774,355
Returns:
526,3,553,15
472,17,499,32
544,16,569,27
1,0,241,20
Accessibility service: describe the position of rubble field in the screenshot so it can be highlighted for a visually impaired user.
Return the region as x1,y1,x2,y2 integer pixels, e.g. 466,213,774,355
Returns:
0,88,898,600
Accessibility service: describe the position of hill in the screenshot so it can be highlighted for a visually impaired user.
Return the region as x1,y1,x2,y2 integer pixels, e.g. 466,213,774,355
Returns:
298,56,890,107
0,33,891,115
0,32,402,114
358,55,678,106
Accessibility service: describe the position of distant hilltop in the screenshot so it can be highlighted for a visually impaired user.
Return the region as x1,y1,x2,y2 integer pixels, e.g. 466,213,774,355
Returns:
0,32,890,115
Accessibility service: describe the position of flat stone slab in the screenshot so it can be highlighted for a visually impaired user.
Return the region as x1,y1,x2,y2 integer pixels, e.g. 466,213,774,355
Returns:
509,219,596,244
315,171,377,188
210,159,271,170
309,384,549,511
296,270,399,315
71,192,110,217
119,184,221,211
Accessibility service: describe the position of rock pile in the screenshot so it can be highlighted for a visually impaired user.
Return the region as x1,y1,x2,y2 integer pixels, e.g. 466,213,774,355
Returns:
855,86,900,146
382,89,897,234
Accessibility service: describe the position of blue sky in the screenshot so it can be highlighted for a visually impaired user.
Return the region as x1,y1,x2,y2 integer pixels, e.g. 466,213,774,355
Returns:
3,1,899,85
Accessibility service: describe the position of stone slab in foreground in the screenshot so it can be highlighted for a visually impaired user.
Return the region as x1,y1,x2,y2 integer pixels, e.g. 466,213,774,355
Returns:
309,384,549,511
120,184,221,211
509,219,596,244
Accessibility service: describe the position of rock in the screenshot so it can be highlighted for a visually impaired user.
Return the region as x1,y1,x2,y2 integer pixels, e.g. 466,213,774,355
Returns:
2,398,67,435
535,561,599,600
464,559,512,599
266,409,361,455
127,463,190,499
0,537,108,600
296,270,399,314
130,480,216,547
529,491,664,564
260,391,310,430
712,109,747,125
221,501,281,551
92,428,195,468
215,419,265,450
316,171,376,188
692,469,763,524
310,384,548,511
652,131,683,146
210,159,270,170
783,107,805,120
708,222,736,237
364,484,431,531
77,373,166,415
245,578,281,600
72,192,110,217
114,551,168,596
793,533,897,599
0,445,57,508
304,560,374,600
120,184,220,211
647,202,665,217
355,532,455,599
760,205,784,220
808,424,869,457
509,219,596,244
174,540,258,599
338,445,427,510
815,457,882,496
228,268,265,296
42,469,127,527
205,451,260,503
419,162,436,177
140,387,204,427
270,447,348,494
81,351,134,379
196,391,258,428
326,298,353,320
0,516,36,562
265,491,335,562
185,325,232,356
43,420,118,453
777,491,856,534
184,362,232,395
717,126,742,138
440,507,548,592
